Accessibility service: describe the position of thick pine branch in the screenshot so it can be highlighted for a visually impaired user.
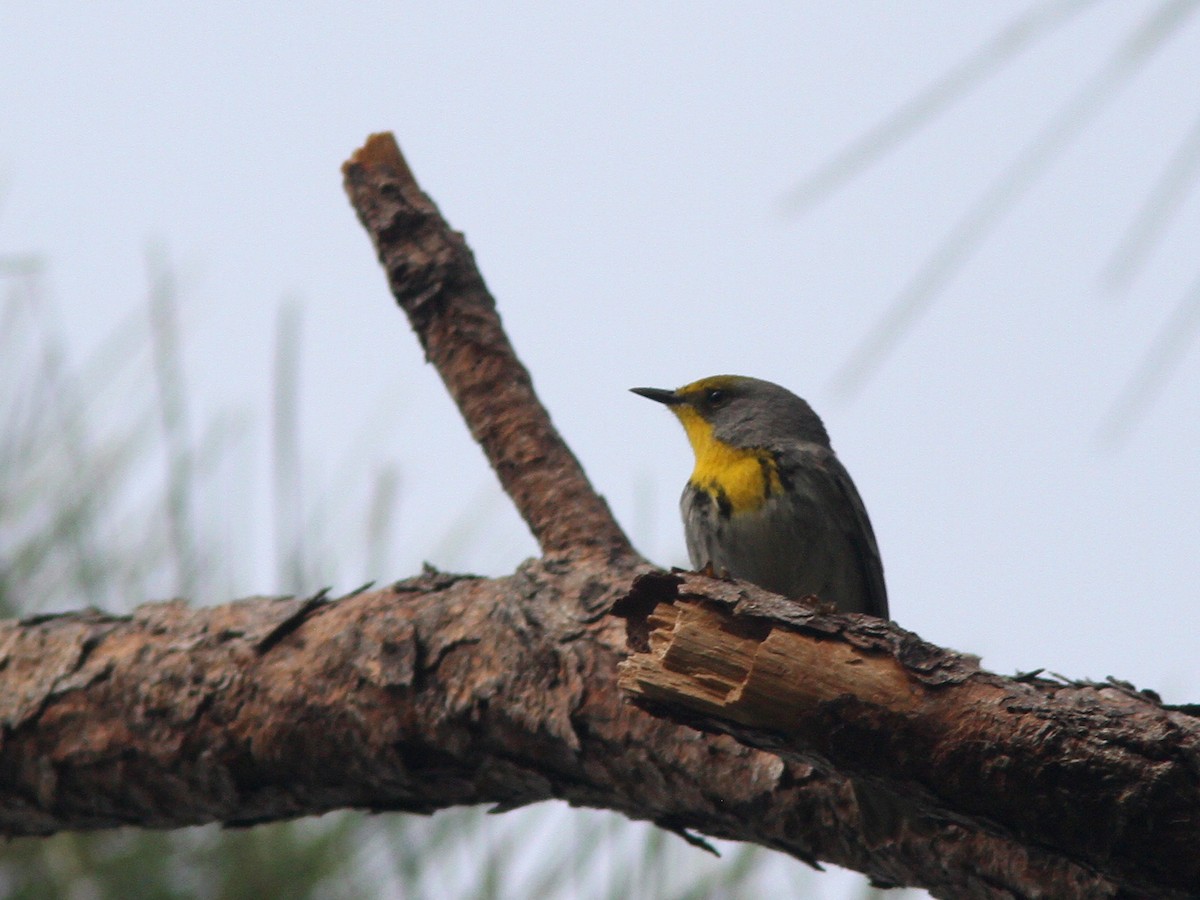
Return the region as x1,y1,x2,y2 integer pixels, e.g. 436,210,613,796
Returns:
617,571,1200,897
0,566,1124,898
0,132,1191,898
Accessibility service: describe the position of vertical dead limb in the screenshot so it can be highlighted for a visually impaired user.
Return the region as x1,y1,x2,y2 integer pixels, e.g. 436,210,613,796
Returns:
342,135,630,561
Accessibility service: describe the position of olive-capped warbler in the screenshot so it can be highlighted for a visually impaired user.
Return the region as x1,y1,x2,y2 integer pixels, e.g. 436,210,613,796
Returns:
631,375,887,618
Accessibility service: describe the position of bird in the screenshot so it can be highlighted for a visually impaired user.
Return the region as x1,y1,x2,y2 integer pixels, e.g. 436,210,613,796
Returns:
631,375,888,618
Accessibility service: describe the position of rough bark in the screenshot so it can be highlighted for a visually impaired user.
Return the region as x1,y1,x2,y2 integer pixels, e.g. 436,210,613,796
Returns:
617,571,1200,897
0,567,1136,898
0,131,1193,898
342,134,628,560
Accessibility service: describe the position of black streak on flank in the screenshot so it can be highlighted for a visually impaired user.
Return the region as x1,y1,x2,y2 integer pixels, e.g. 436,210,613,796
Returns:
774,452,794,493
758,455,775,500
714,485,733,518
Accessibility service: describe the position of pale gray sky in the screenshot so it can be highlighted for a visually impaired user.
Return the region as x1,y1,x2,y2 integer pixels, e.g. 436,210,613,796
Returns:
4,3,1198,895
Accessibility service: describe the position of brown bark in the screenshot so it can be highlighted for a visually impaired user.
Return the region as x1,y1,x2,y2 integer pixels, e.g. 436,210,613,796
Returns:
0,131,1192,898
0,569,1135,898
617,571,1200,897
342,134,628,561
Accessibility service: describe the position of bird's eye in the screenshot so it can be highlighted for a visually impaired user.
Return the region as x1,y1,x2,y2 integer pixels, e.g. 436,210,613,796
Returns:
705,389,726,406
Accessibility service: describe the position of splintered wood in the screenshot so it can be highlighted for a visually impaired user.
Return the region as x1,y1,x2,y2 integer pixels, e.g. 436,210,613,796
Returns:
621,599,918,733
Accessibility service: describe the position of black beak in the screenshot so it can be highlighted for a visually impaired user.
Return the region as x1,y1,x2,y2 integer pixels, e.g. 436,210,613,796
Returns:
630,386,680,405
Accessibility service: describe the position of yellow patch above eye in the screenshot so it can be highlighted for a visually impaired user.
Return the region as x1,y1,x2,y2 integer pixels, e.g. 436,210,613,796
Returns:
671,406,780,514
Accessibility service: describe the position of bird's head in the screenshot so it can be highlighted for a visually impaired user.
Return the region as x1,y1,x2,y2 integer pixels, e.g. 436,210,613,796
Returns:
631,375,830,455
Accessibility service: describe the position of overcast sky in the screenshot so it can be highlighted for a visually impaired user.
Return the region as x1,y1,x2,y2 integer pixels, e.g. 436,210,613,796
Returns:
4,3,1199,894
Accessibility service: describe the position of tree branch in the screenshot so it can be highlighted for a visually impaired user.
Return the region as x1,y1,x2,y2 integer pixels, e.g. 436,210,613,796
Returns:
0,566,1126,898
0,131,1191,898
617,572,1200,896
342,134,629,560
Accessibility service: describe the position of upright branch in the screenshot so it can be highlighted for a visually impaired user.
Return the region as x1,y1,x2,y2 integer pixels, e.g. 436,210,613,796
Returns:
342,134,629,560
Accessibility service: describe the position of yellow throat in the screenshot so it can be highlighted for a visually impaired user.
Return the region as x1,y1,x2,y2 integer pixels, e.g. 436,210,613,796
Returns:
671,405,780,514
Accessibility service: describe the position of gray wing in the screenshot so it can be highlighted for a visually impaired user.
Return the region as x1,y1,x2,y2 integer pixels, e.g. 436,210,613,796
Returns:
680,482,719,572
778,444,889,619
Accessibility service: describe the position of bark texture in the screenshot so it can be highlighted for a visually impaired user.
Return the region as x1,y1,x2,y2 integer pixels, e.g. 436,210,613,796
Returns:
0,567,1135,898
0,131,1193,899
617,571,1200,897
342,134,628,560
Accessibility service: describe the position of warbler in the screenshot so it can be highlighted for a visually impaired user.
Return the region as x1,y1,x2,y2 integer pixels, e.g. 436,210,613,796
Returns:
631,375,888,619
